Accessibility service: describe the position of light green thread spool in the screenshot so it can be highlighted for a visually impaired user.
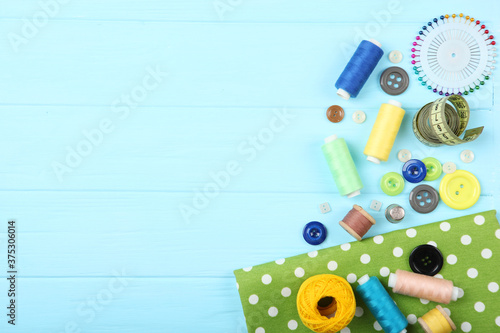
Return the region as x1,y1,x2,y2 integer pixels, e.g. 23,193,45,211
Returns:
322,135,363,198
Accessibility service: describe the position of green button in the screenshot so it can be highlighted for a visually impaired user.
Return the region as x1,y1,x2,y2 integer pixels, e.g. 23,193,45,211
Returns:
422,157,443,181
380,172,405,196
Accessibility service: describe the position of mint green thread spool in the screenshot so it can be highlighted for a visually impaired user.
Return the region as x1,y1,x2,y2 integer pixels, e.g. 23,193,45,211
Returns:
322,135,363,198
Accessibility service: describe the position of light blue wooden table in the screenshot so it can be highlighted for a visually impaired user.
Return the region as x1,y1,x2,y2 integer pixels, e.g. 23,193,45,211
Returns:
0,1,499,332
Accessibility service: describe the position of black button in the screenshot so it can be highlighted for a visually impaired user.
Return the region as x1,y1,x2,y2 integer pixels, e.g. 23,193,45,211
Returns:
409,244,444,276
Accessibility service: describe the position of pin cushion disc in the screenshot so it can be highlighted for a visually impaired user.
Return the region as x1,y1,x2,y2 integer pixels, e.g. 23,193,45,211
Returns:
439,170,481,210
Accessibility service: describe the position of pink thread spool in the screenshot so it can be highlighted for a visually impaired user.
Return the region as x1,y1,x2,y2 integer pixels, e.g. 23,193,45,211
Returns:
388,269,460,304
339,205,376,241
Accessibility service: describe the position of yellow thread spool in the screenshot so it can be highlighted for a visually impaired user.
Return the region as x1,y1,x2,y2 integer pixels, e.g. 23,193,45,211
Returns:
418,305,456,333
364,100,405,164
297,274,356,333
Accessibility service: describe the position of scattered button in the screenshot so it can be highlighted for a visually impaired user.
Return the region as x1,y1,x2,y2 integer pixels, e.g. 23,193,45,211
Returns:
409,244,444,276
303,221,327,245
402,159,427,183
422,157,443,181
460,150,475,163
439,170,481,210
319,202,331,214
385,204,405,223
397,149,412,163
370,200,382,211
380,66,409,95
380,172,405,196
409,184,439,214
442,162,457,174
389,50,403,64
326,105,345,123
352,110,366,124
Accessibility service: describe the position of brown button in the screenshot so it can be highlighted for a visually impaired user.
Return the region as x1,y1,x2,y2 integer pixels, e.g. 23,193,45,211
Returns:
326,105,345,123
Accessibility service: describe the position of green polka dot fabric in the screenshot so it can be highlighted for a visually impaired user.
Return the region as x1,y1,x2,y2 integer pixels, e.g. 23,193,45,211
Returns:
234,210,500,333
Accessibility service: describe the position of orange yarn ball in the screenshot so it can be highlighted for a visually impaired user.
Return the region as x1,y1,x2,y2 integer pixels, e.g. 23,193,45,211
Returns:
297,274,356,333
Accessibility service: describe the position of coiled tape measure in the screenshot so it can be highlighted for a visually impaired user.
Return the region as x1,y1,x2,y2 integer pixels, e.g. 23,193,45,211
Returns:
413,95,484,147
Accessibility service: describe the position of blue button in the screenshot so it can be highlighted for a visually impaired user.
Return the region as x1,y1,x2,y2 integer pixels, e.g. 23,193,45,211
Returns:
402,159,427,183
303,221,327,245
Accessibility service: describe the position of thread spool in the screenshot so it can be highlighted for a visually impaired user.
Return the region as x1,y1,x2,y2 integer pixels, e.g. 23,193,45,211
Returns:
339,205,375,241
364,100,405,164
356,275,408,333
322,135,363,198
297,274,356,333
388,269,460,304
335,39,384,100
418,305,456,333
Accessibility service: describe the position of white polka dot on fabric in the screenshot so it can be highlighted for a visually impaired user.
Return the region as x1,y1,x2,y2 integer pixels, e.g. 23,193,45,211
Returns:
461,235,472,245
275,258,285,265
474,215,485,225
236,283,239,290
380,267,390,277
243,266,253,272
393,247,403,257
340,328,350,333
373,321,382,331
347,273,357,283
457,288,465,298
288,320,298,330
474,302,485,312
481,248,492,259
308,251,318,258
373,235,384,244
360,254,371,264
281,287,292,297
420,298,430,304
496,316,500,326
427,241,437,247
488,282,499,293
249,294,259,305
461,322,472,332
496,229,500,240
295,267,305,278
440,222,451,231
327,261,338,271
341,243,351,251
268,306,278,317
467,268,478,279
407,314,417,324
406,228,417,238
447,254,457,265
434,274,443,279
443,308,451,316
255,327,265,333
355,307,364,317
262,274,272,285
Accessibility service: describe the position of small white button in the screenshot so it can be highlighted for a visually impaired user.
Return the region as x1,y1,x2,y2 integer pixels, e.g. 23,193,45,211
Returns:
389,50,403,63
352,110,366,124
460,150,475,163
397,149,412,163
319,202,331,214
370,200,382,212
443,162,457,174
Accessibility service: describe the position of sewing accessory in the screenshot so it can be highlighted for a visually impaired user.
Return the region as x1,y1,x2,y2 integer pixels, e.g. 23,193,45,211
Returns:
380,66,409,95
412,14,496,95
335,39,384,100
320,202,331,214
381,172,405,196
418,305,456,333
389,50,403,63
297,274,356,333
397,149,412,163
402,159,427,183
322,135,363,198
409,184,439,214
370,200,382,211
422,157,443,181
364,100,405,164
439,170,480,210
409,244,444,276
352,110,366,124
339,205,375,241
357,275,408,333
303,221,327,245
388,269,460,304
385,204,405,223
442,162,457,174
326,105,345,123
413,95,483,147
460,149,475,163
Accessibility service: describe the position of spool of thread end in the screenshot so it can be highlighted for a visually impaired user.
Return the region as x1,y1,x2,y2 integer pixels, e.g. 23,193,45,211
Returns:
337,88,351,100
339,205,376,241
418,305,456,333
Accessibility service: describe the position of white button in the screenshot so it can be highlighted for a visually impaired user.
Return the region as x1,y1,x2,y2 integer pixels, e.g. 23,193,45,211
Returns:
397,149,412,162
370,200,382,211
389,50,403,63
460,150,475,163
352,110,366,124
319,202,331,214
443,162,457,174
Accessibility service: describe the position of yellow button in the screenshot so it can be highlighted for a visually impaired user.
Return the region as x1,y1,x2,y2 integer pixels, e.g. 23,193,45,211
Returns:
439,170,480,210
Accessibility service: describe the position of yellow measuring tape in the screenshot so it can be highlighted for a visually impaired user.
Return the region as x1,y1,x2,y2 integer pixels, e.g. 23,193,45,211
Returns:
413,95,483,147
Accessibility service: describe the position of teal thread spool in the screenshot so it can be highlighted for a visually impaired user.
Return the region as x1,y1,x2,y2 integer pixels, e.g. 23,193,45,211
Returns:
321,135,363,198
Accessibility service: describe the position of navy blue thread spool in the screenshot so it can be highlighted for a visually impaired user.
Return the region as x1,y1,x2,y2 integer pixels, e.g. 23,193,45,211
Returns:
356,275,408,333
402,159,427,183
335,39,384,100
